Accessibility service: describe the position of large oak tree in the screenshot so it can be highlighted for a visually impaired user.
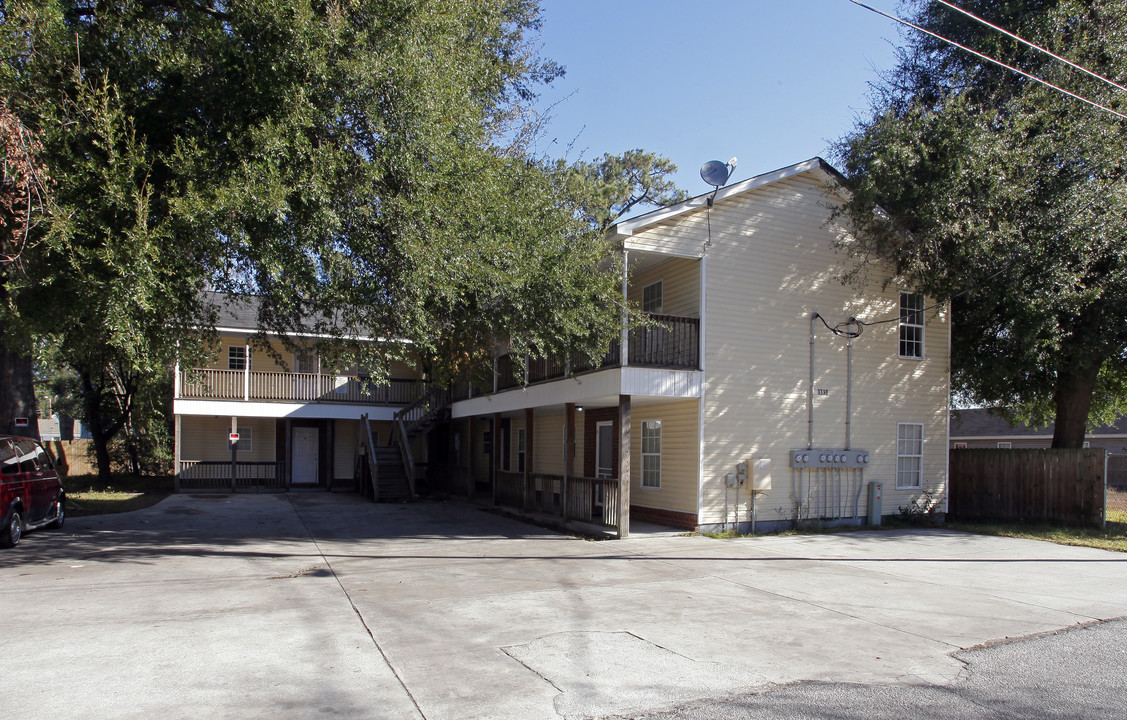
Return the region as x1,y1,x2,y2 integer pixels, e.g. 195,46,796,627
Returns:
1,1,681,478
834,0,1127,447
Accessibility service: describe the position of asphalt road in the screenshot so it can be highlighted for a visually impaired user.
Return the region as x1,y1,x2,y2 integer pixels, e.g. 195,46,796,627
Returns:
605,619,1127,719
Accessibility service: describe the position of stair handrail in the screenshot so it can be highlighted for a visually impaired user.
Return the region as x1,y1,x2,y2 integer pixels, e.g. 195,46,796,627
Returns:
358,413,380,501
392,385,451,499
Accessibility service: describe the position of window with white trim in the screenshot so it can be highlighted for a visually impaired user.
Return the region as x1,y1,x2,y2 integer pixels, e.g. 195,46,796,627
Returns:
899,292,924,359
228,345,248,371
896,423,923,489
996,441,1012,449
231,426,253,453
642,281,663,314
641,420,662,489
953,442,967,449
1082,441,1091,448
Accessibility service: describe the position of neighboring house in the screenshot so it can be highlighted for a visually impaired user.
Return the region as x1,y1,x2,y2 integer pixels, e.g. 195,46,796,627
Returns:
443,158,950,533
949,408,1127,453
173,293,425,493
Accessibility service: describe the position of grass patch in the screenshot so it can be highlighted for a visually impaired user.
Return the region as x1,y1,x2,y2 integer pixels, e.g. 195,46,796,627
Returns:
63,474,173,516
947,508,1127,553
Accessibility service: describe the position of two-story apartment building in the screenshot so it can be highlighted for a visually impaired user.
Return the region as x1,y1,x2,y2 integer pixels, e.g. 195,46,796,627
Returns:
172,158,949,537
173,294,424,492
441,158,950,534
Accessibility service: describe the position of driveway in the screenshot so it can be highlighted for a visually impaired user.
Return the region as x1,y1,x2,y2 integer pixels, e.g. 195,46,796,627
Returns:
2,493,1125,719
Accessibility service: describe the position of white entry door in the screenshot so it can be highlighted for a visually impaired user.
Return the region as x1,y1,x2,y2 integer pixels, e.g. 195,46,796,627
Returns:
292,427,319,485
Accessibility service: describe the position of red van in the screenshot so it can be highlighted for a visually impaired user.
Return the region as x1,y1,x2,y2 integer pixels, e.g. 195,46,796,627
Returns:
0,435,65,548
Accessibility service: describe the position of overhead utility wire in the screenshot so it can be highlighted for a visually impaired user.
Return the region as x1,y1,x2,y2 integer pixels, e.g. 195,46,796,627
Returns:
848,0,1127,121
934,0,1127,96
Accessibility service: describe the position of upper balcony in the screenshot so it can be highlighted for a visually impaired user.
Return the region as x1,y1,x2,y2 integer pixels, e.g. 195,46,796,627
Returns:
457,312,700,400
177,369,425,406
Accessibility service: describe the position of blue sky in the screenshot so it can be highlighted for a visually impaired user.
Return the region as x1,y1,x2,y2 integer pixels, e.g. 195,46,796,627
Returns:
531,0,908,195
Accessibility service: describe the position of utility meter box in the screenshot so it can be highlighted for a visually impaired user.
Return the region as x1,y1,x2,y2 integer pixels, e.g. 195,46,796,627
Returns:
867,481,882,526
752,457,772,491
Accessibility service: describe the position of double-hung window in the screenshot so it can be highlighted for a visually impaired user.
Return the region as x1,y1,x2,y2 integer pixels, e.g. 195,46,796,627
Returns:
641,420,662,489
896,423,923,489
228,346,249,371
899,292,924,358
642,281,663,314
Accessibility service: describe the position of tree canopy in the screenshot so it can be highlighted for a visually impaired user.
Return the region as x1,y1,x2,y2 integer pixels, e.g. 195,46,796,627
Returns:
1,1,683,476
833,0,1127,447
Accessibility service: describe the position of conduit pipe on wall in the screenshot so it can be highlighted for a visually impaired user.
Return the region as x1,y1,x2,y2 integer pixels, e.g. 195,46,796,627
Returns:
808,313,818,450
845,333,853,450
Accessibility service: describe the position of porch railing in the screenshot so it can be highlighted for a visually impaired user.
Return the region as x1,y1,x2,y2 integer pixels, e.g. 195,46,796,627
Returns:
179,369,424,405
177,460,285,492
492,471,621,532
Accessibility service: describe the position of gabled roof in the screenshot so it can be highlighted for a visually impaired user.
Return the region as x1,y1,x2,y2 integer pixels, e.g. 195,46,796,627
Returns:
609,157,845,241
950,408,1127,438
203,291,383,342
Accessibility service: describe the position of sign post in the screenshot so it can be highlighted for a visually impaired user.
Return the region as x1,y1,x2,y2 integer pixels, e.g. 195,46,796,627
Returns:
229,422,239,492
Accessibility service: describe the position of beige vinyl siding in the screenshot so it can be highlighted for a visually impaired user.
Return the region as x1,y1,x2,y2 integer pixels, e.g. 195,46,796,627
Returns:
627,173,949,525
533,412,565,475
202,337,422,380
628,256,700,317
180,416,276,463
527,410,585,475
630,399,699,515
334,420,360,480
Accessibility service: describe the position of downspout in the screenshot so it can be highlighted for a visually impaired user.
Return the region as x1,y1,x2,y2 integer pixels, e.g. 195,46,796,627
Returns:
809,313,818,450
845,332,853,450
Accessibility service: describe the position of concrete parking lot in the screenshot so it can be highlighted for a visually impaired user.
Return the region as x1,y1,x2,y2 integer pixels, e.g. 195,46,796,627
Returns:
2,492,1125,719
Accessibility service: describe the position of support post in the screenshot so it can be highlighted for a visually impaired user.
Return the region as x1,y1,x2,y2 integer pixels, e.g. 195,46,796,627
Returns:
243,339,251,402
618,395,631,539
173,414,182,492
492,412,501,506
524,407,534,512
468,416,476,500
230,417,238,492
564,402,575,521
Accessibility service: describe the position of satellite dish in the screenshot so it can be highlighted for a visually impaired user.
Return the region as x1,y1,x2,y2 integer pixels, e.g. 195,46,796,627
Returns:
700,160,732,188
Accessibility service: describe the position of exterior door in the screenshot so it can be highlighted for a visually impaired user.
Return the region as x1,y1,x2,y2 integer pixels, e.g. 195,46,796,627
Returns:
292,427,319,485
595,421,614,515
596,422,614,478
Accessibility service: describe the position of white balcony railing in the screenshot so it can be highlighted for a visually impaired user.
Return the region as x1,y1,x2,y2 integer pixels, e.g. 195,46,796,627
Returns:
178,369,424,406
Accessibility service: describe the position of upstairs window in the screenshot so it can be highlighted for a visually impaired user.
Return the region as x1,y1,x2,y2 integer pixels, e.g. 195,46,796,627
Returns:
228,346,248,371
643,281,663,314
899,292,924,359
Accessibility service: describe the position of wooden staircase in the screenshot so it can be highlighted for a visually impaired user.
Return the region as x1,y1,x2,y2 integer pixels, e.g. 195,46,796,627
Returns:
355,414,412,502
356,386,449,503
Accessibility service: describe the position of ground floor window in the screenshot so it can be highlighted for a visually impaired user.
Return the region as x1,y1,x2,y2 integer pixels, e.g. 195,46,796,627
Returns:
896,423,923,489
232,425,254,453
642,420,661,489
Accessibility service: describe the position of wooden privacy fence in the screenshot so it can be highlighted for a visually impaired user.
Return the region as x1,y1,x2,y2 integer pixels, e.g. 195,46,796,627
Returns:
949,449,1105,526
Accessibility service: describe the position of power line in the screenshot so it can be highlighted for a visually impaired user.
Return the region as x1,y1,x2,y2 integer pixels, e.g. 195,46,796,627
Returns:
934,0,1127,97
849,0,1127,121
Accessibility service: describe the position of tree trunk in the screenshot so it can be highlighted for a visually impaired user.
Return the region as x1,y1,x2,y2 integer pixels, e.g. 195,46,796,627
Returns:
0,320,40,441
1051,363,1099,449
80,369,116,482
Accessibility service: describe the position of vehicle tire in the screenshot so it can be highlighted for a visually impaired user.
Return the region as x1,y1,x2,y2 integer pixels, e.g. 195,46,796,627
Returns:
1,510,22,548
49,496,65,530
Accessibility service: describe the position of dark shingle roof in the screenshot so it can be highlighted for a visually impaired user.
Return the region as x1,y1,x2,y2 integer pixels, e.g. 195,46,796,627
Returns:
950,408,1127,438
